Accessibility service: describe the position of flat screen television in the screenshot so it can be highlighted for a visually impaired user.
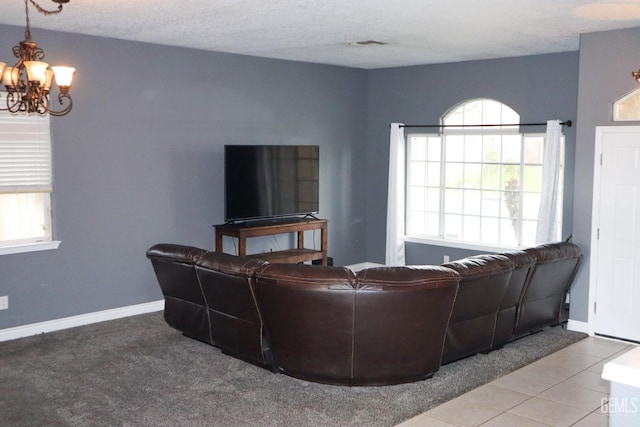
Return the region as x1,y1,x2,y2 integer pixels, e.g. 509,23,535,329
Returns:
224,145,320,222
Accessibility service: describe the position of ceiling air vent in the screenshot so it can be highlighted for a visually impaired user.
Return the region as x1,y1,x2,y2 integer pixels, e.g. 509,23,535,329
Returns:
350,40,387,46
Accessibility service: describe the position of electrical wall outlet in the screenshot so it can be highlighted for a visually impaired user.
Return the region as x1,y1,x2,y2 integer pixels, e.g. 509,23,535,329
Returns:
443,255,450,263
0,296,8,310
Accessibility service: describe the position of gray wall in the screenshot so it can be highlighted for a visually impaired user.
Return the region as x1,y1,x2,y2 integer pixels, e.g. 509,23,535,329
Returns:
570,26,640,322
0,25,368,329
4,20,635,330
366,52,579,266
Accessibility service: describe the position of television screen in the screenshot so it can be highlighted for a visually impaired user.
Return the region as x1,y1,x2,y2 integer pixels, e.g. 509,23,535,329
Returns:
224,145,320,222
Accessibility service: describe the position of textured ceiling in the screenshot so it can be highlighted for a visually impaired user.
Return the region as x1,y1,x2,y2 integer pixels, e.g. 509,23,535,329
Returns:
2,0,640,69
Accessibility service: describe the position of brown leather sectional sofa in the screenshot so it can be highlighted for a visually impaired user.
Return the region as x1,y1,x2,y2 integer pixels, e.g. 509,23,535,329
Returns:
146,241,581,386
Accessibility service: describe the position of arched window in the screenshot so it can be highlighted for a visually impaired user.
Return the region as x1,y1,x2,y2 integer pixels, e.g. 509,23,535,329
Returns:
405,99,563,249
613,88,640,121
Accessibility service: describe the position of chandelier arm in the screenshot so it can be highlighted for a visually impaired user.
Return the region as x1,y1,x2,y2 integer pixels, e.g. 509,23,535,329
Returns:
5,91,26,113
1,90,73,116
46,92,73,116
0,98,10,112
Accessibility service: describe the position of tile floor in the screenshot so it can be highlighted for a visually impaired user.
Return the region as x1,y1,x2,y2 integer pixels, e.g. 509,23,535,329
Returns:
397,336,637,427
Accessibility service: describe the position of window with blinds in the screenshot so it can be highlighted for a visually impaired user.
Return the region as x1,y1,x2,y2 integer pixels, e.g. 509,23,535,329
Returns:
0,108,53,247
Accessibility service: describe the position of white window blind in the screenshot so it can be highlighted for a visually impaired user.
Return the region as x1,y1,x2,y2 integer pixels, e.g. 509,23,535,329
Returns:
0,112,52,194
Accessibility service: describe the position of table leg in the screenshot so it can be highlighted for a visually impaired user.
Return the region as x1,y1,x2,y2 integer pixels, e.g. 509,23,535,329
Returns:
215,231,223,252
321,225,328,265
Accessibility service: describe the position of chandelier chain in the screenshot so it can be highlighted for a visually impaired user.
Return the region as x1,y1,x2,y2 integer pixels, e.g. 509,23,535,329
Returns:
24,0,31,40
28,0,64,16
24,0,65,39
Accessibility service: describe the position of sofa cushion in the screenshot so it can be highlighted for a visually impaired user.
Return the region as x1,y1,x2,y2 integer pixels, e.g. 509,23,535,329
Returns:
355,265,459,289
525,241,581,262
256,263,356,288
146,243,207,264
196,251,268,276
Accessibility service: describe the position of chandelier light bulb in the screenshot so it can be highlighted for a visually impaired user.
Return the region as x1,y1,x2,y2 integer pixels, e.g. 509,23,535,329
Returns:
51,66,75,88
2,67,19,89
43,69,54,91
24,61,49,84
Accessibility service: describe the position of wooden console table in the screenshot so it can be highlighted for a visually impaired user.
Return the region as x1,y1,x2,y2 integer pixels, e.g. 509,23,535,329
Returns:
214,218,328,265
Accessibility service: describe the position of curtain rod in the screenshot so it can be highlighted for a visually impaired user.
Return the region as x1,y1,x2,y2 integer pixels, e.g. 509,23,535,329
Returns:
399,120,572,129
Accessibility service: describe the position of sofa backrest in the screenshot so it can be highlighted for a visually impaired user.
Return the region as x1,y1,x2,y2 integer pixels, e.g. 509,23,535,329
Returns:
255,263,357,384
255,263,460,386
515,241,582,337
352,266,460,385
195,251,270,367
146,243,210,343
442,254,514,363
491,250,537,348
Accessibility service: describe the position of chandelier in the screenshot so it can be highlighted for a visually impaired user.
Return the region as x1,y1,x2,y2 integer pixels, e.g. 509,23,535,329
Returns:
0,0,75,117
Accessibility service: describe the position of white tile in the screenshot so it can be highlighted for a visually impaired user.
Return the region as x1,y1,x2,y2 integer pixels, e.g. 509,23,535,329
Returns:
571,411,609,427
425,397,501,427
404,337,621,427
490,369,563,395
460,383,530,411
586,346,636,373
564,337,633,359
537,382,607,411
479,412,551,427
535,348,604,369
520,356,597,380
508,397,590,426
586,358,611,374
564,370,610,393
396,413,461,427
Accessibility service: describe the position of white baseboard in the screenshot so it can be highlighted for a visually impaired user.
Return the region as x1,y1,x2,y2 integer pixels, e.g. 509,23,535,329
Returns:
567,319,590,335
0,299,164,342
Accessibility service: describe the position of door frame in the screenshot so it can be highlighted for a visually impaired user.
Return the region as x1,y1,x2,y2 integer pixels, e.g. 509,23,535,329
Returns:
588,125,640,338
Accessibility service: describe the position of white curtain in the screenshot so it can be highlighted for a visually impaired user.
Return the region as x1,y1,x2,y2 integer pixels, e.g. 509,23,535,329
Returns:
535,119,562,244
385,123,406,266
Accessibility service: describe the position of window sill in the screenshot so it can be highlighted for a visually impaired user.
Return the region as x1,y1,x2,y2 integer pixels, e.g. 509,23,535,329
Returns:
404,236,522,253
0,241,61,255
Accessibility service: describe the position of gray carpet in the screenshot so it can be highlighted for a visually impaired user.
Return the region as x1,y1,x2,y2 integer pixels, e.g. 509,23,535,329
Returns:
0,311,586,427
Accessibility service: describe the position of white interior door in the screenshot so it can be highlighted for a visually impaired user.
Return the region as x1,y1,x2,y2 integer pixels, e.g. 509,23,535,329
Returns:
592,126,640,342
